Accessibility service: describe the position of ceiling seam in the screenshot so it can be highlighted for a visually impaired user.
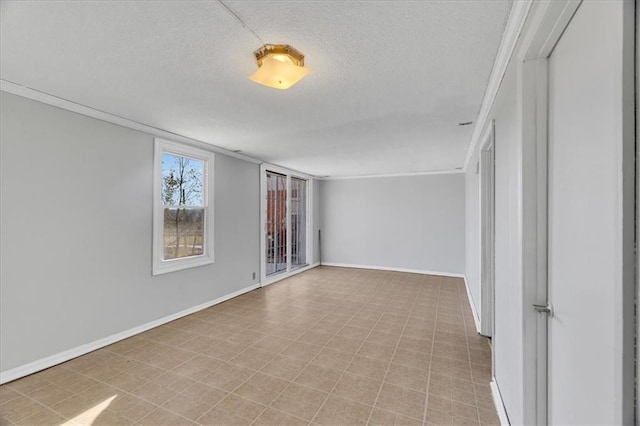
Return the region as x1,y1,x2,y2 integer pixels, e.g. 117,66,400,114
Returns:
216,0,265,46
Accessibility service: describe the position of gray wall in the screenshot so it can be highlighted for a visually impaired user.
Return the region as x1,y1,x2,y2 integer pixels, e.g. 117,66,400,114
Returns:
490,63,524,421
463,54,532,426
319,174,465,274
465,61,532,424
464,156,481,319
463,60,528,424
0,92,260,373
464,2,635,423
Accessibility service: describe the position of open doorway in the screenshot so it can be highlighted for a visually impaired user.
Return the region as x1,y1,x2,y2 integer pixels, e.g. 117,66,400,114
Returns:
479,122,495,338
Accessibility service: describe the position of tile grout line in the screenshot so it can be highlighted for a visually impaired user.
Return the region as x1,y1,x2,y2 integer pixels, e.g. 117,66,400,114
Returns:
421,275,443,425
9,280,341,425
309,279,402,423
2,271,495,426
143,292,323,424
308,274,417,425
191,318,310,424
196,273,431,425
5,365,200,426
142,284,341,424
123,336,261,425
245,274,383,426
192,319,315,423
307,283,392,424
8,301,316,425
2,380,76,424
457,279,484,425
9,276,391,425
364,272,423,425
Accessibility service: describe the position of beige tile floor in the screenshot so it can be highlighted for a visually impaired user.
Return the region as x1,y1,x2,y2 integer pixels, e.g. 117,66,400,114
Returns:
0,267,499,426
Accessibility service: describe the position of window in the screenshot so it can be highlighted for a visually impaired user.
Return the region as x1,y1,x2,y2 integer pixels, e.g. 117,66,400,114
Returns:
153,138,214,275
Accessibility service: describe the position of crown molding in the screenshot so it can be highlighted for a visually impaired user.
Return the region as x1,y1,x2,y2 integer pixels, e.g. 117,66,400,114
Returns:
320,169,464,181
462,0,534,171
0,79,264,165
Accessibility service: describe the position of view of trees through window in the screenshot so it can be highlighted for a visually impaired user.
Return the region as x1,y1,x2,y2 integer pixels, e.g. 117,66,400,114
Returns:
162,153,205,260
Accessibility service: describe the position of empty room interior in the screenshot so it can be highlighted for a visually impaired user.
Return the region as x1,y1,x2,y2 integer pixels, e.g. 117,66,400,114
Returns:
0,1,637,425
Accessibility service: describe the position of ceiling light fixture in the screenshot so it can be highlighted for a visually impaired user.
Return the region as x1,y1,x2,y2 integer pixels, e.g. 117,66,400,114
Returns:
249,44,310,90
216,2,309,90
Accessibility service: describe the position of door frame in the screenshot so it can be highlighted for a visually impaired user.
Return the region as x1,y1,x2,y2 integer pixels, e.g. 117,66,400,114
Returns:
517,0,636,423
517,3,580,422
479,121,495,338
636,3,639,422
259,162,314,286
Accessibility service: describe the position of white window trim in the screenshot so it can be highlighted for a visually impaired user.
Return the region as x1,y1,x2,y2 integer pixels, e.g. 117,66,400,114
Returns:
153,138,215,275
260,163,313,286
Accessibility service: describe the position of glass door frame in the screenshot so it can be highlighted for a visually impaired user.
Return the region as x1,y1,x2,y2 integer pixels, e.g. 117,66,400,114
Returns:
260,163,313,286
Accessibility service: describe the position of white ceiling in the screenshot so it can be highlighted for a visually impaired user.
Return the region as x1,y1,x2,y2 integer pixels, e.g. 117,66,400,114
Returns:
0,1,512,177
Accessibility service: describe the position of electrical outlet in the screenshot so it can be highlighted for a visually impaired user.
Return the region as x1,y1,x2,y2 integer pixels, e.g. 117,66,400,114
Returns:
252,272,256,280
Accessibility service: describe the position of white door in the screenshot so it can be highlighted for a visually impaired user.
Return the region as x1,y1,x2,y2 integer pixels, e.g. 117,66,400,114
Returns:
547,1,630,424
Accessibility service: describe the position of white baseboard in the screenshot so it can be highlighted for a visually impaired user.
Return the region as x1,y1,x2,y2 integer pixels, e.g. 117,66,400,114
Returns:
0,282,261,385
262,262,320,287
463,276,482,334
490,379,511,425
319,262,465,279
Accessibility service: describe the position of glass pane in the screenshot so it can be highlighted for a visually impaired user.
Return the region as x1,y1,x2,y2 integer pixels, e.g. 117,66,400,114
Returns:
266,172,287,276
291,177,307,268
163,207,205,260
162,153,205,206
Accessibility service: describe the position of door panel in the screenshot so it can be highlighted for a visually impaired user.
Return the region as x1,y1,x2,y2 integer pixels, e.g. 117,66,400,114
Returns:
290,177,307,268
266,172,287,276
547,1,624,423
264,170,310,278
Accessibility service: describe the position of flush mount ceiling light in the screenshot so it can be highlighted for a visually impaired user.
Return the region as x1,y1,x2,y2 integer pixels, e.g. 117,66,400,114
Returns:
249,44,310,90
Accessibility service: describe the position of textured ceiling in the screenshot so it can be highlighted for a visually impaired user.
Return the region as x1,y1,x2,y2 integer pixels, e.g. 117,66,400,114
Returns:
0,1,512,177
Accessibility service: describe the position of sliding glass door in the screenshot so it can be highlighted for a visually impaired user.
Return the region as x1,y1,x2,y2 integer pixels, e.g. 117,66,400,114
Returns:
290,177,307,268
265,171,287,276
262,166,310,280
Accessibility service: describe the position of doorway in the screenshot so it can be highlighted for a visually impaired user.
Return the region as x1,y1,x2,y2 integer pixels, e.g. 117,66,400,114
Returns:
260,164,313,285
479,123,495,338
265,171,288,276
520,0,635,423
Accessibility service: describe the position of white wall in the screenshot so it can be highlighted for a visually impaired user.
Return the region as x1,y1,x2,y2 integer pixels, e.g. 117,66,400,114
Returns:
489,63,525,423
464,155,481,320
319,173,465,275
464,1,635,423
0,92,261,375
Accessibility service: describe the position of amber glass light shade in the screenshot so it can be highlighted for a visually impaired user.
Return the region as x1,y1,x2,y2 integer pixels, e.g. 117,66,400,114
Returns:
248,44,310,90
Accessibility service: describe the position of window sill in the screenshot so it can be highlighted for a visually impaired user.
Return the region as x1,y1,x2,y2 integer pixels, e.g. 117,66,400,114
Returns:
152,255,214,276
